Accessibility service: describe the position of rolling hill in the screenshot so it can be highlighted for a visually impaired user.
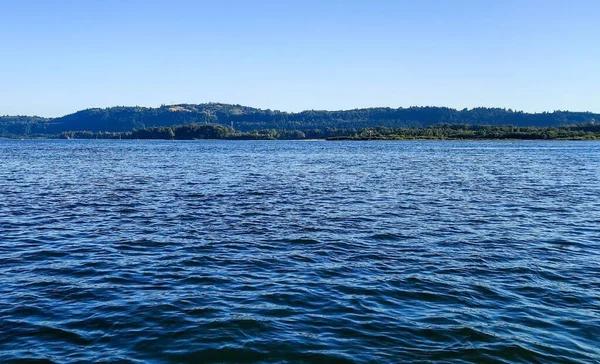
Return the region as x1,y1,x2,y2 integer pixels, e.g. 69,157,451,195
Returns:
1,103,598,137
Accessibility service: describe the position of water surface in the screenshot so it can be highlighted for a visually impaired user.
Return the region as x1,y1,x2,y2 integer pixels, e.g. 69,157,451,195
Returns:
1,140,599,363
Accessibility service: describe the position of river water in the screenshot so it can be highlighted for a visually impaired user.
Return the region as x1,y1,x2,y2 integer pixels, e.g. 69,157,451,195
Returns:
1,140,599,363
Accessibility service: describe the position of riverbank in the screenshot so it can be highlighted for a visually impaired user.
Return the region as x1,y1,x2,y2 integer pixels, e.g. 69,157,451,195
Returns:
5,123,600,141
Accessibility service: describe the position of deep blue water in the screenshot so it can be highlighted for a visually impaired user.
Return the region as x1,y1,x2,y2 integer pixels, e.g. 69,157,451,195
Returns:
1,140,599,363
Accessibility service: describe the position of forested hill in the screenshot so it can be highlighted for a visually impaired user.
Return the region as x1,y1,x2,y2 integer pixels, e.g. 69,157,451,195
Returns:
1,103,599,137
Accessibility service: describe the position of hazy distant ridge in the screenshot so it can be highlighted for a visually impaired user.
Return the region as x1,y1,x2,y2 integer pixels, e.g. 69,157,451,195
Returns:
1,103,598,136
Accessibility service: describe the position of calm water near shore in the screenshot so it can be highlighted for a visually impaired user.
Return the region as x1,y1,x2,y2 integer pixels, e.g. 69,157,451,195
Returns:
1,140,599,363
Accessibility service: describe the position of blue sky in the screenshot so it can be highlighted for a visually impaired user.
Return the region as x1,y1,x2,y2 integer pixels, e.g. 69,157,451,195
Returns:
1,0,599,116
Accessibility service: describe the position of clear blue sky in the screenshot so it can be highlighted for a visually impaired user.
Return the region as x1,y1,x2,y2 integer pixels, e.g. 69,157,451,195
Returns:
1,0,599,116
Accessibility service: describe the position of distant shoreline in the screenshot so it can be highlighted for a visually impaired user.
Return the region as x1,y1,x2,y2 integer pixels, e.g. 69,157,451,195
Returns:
3,122,600,141
53,123,600,141
5,137,600,142
2,104,599,138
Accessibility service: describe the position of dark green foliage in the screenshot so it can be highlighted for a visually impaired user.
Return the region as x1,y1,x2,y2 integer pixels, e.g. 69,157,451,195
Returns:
0,115,53,137
56,122,600,141
3,103,600,138
327,123,600,140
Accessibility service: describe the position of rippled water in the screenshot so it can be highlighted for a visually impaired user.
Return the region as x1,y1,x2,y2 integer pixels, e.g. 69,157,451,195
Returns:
1,140,599,363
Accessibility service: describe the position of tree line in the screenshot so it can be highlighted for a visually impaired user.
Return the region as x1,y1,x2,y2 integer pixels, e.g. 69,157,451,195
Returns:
2,103,599,137
58,122,600,141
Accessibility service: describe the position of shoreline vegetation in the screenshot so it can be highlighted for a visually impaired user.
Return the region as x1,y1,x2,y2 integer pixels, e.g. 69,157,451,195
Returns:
52,123,600,141
2,104,600,138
